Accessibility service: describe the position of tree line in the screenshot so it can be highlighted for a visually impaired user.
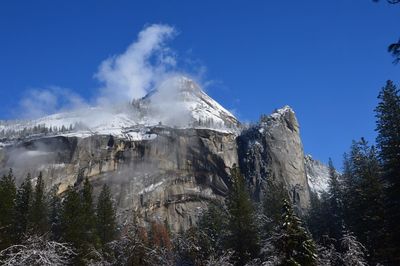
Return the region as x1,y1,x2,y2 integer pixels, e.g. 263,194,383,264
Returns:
308,80,400,265
0,121,89,140
0,166,322,265
0,164,354,265
0,172,117,265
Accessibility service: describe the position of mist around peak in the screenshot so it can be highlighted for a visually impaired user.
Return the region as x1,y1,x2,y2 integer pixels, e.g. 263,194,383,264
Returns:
3,24,240,136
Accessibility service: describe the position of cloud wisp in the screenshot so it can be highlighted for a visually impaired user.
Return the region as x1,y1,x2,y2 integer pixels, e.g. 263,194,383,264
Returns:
95,24,178,105
19,86,88,119
16,24,211,123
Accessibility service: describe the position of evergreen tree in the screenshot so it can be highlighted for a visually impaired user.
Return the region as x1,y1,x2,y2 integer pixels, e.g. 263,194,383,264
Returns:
307,191,330,242
0,169,16,250
13,173,33,242
341,151,359,232
48,185,62,241
341,139,385,263
375,80,400,262
342,141,365,234
226,164,259,265
81,177,99,247
263,181,287,232
357,143,385,263
317,243,343,266
122,211,148,266
174,226,206,265
96,184,116,247
326,159,343,242
306,161,342,246
176,202,231,265
60,186,86,264
340,230,368,266
198,202,229,255
29,172,48,235
270,199,317,266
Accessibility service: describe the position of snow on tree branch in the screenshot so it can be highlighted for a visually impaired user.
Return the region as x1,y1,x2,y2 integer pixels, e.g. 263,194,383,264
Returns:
0,235,75,266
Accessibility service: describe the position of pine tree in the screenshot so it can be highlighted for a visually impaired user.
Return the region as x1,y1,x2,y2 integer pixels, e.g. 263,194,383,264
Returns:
0,169,16,250
326,159,343,242
375,80,400,262
316,242,343,266
48,185,62,241
263,180,287,232
226,164,259,265
342,141,365,234
198,202,229,255
13,173,33,243
116,210,148,266
341,152,353,222
81,177,99,248
175,203,230,264
306,161,342,245
271,199,317,266
340,230,367,266
29,172,49,235
96,184,116,247
341,139,385,263
357,143,385,263
307,191,330,242
60,186,85,264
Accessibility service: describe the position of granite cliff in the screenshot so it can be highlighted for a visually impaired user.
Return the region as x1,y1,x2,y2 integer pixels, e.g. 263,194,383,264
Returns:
0,77,327,231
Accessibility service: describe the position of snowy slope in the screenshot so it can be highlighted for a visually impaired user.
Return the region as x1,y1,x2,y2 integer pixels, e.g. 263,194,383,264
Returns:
0,106,139,137
305,155,330,197
179,77,238,126
0,76,239,140
140,76,239,129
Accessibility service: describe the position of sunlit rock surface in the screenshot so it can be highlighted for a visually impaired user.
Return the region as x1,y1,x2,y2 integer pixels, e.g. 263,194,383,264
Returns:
0,78,317,231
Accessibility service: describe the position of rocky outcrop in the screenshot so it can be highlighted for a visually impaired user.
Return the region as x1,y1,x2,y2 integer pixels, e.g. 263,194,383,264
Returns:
0,106,313,230
238,106,310,212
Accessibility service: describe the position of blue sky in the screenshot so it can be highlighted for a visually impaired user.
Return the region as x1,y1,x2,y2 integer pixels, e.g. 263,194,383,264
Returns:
0,0,399,166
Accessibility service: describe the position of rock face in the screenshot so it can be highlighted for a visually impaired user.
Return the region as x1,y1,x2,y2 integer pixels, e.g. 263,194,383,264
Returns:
238,106,310,212
0,127,238,231
0,79,315,230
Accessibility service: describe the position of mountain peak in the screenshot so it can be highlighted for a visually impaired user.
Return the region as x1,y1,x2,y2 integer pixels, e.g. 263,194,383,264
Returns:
141,75,239,129
258,105,298,133
270,105,294,118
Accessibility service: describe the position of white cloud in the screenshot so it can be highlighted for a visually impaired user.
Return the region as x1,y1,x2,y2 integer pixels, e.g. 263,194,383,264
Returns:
94,24,177,104
17,24,179,118
15,23,216,125
19,87,87,119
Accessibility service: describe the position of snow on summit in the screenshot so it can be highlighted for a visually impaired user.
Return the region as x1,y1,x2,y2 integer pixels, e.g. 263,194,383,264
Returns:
141,76,239,128
0,76,239,140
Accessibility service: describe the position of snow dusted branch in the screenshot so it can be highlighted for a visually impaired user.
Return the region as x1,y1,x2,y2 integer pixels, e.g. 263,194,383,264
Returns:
340,230,368,266
0,235,76,266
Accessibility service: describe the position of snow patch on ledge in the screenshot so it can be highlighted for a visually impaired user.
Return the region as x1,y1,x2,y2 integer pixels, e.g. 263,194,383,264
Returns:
269,105,294,120
139,181,164,194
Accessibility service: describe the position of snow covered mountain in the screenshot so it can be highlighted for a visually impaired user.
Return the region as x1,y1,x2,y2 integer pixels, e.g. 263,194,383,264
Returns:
0,85,322,230
0,75,327,229
138,76,238,129
0,76,239,141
